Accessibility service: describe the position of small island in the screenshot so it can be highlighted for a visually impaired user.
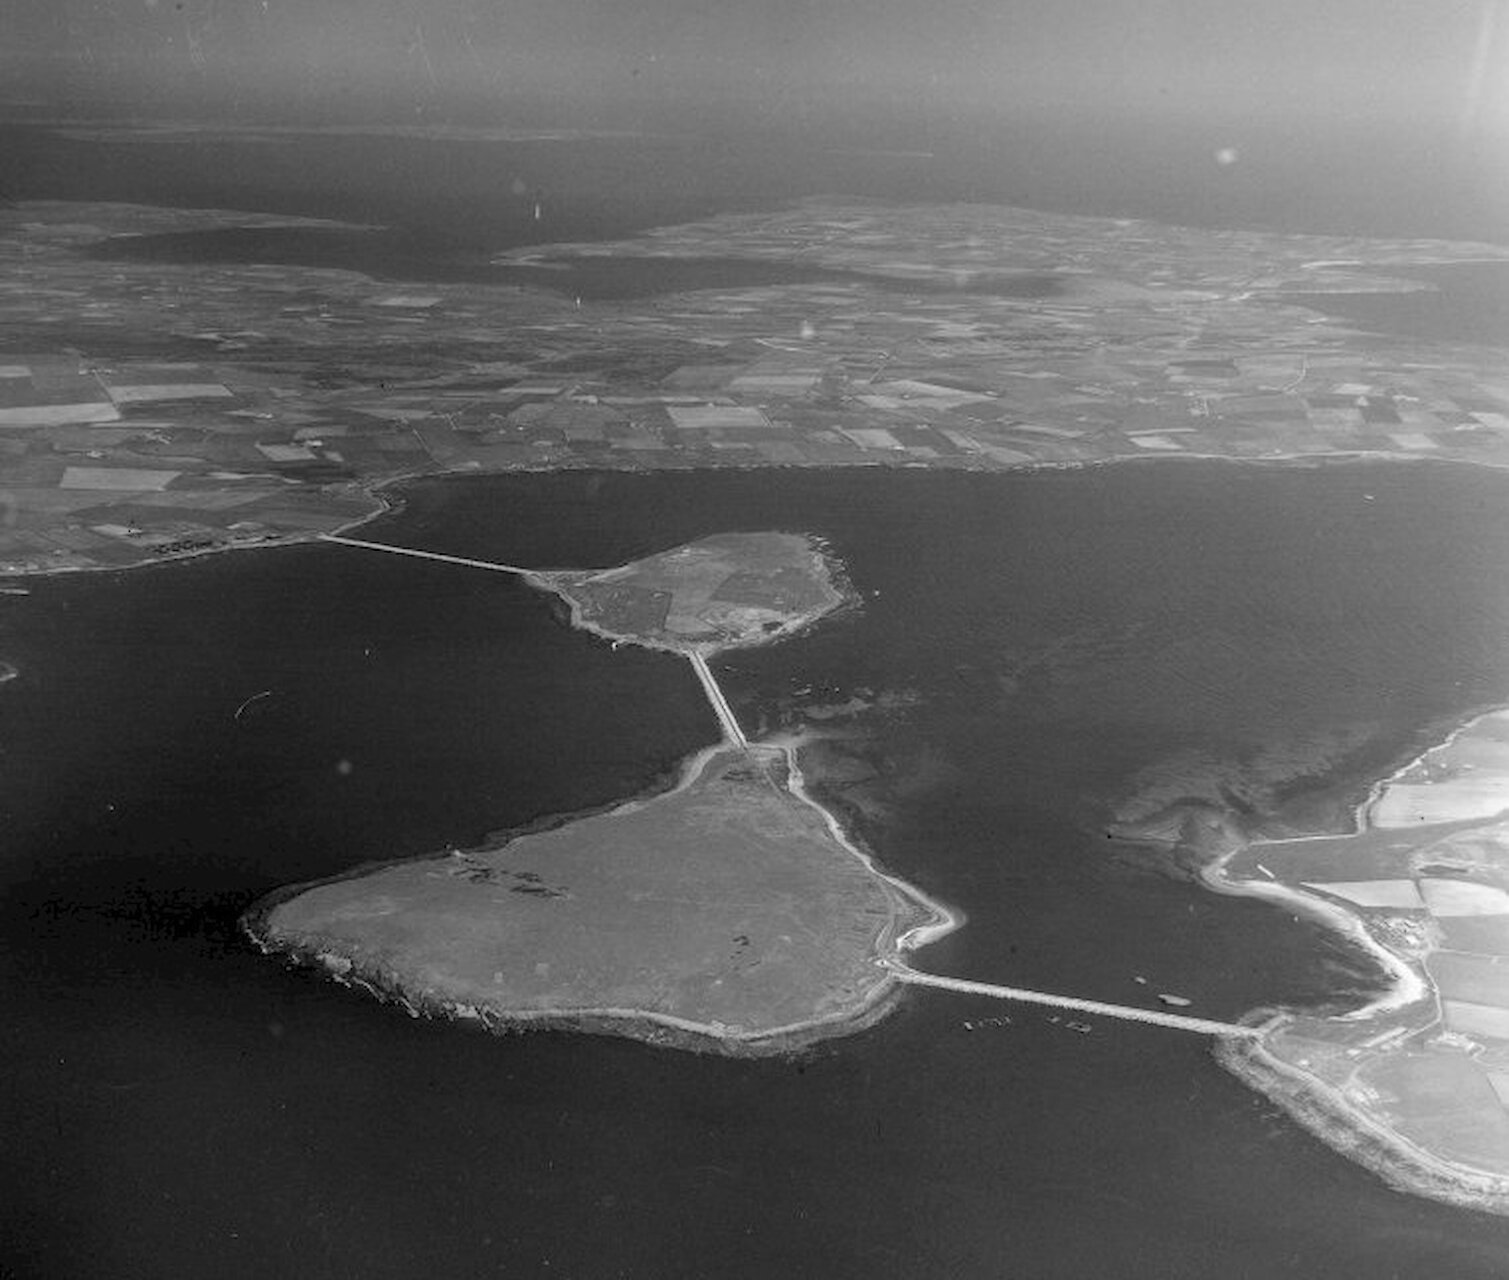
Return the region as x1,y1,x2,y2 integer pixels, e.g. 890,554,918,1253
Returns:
245,531,955,1054
537,530,849,654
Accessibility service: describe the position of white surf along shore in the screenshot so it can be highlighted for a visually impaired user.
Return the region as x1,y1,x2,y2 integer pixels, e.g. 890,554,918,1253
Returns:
1202,706,1509,1028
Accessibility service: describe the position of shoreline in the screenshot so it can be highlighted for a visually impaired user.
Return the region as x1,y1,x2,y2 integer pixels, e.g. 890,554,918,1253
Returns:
1200,701,1509,1024
1215,1030,1509,1215
1198,852,1433,1022
2,450,1505,590
244,917,912,1058
766,734,963,956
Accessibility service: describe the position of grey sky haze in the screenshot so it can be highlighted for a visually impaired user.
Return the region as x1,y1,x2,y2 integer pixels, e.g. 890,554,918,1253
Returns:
4,0,1505,132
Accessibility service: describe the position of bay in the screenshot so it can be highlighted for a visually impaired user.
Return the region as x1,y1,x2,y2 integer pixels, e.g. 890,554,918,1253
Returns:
1276,261,1509,350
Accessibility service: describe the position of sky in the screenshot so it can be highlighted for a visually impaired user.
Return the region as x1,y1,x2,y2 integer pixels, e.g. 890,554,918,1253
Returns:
3,0,1507,137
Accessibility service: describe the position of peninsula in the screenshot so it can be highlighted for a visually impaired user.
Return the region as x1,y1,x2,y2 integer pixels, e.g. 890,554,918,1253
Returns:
1132,710,1509,1213
245,531,956,1054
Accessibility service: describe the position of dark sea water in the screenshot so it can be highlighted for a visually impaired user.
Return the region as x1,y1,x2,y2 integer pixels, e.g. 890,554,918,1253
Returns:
6,463,1509,1278
75,229,1065,301
1277,262,1509,350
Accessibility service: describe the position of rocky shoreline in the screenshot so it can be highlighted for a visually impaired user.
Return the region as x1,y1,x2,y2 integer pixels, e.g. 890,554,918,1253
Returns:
1216,1030,1509,1215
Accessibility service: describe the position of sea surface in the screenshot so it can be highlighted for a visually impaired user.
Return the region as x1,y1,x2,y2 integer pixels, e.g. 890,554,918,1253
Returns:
6,462,1509,1278
1277,262,1509,350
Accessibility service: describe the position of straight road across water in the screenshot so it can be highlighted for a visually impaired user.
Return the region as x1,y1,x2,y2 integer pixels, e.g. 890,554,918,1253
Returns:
320,534,534,576
687,651,749,749
325,534,751,751
887,963,1260,1037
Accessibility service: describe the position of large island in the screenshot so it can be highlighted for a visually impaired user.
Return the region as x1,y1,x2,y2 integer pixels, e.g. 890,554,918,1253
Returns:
245,531,955,1054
